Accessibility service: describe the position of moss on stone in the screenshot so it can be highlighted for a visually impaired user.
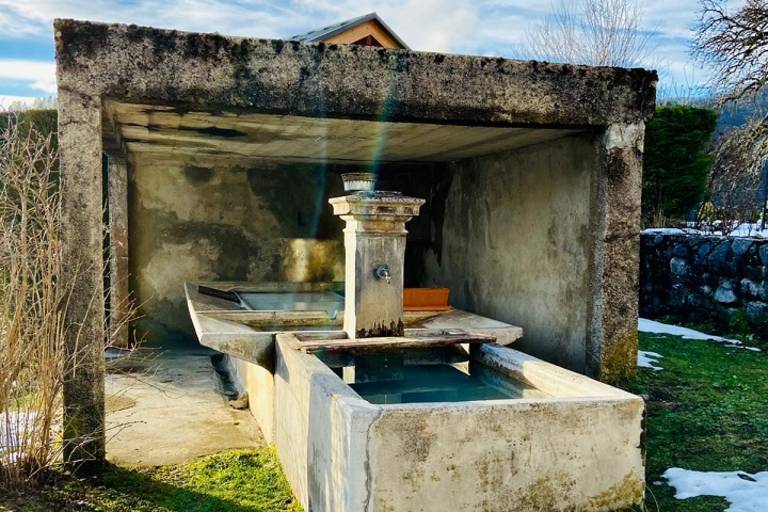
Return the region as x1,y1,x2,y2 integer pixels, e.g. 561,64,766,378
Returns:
601,329,639,384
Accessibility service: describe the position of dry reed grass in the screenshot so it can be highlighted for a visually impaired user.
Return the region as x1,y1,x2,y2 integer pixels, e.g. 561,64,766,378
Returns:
0,113,134,489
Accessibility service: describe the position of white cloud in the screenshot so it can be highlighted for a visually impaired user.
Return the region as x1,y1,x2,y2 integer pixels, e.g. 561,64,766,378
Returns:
0,59,56,93
0,94,37,107
377,0,479,53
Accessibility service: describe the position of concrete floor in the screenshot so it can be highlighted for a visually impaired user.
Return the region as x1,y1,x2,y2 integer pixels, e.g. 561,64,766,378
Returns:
105,347,262,466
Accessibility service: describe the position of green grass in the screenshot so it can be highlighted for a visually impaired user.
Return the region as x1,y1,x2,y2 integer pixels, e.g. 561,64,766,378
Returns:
620,332,768,511
0,449,301,512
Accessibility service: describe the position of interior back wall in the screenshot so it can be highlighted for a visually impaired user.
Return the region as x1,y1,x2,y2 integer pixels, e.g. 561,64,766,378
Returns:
128,156,346,346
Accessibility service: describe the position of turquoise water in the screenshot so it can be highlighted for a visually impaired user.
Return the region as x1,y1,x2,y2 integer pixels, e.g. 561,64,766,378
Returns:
347,362,543,404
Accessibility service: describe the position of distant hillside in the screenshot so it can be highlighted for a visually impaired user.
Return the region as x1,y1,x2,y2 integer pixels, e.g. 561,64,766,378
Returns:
716,90,768,135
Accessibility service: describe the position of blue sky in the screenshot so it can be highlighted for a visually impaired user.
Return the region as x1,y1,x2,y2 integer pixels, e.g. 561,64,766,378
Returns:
0,0,735,106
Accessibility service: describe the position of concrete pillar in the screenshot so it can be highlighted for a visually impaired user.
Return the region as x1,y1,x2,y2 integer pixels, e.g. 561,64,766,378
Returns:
59,90,106,468
329,192,424,339
108,155,130,348
587,123,645,383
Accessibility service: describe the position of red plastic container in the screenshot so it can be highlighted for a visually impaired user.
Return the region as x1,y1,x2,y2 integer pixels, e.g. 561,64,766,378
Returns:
403,288,451,312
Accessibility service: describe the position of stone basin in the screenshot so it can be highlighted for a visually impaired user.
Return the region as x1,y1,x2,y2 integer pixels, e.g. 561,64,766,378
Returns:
226,332,644,511
184,281,524,368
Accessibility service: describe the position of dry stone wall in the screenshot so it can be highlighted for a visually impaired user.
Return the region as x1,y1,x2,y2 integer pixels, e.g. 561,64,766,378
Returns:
640,233,768,335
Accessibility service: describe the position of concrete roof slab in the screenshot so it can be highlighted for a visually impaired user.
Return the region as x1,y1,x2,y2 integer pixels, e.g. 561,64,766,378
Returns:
55,19,657,129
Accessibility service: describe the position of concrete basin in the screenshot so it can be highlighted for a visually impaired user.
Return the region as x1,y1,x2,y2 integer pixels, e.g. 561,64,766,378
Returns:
228,333,644,512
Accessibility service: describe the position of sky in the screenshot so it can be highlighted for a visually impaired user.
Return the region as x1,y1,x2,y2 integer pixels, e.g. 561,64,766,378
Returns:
0,0,734,106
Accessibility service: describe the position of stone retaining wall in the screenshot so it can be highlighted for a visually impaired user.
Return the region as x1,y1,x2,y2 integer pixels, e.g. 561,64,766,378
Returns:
640,233,768,335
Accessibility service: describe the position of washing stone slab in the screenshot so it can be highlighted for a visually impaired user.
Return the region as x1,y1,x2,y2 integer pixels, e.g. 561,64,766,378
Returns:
185,281,524,370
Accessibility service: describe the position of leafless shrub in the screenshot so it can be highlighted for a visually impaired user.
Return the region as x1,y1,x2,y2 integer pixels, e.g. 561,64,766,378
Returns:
701,111,768,231
0,114,135,489
692,1,768,228
712,120,767,201
526,0,653,68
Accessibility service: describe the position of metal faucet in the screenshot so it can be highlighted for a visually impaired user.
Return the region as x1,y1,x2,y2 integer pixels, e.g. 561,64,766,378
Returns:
374,264,392,284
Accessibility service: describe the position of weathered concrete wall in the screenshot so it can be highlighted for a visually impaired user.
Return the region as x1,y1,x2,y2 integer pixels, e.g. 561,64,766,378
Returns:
55,20,656,131
588,124,644,383
58,89,107,466
129,156,346,345
233,356,275,441
108,155,130,347
272,335,377,511
641,233,768,335
369,398,643,512
422,134,597,373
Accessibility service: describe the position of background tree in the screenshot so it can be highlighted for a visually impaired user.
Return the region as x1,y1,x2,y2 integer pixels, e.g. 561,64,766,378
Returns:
694,0,768,227
695,0,768,101
642,105,718,225
709,119,768,228
526,0,652,67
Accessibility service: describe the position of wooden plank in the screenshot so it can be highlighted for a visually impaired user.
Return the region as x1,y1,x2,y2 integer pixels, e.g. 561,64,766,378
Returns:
317,344,470,368
300,332,496,354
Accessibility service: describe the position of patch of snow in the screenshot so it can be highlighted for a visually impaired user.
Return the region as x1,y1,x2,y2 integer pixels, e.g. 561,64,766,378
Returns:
0,412,36,462
638,350,664,370
640,318,741,345
727,222,768,239
642,227,703,235
642,222,768,239
664,467,768,512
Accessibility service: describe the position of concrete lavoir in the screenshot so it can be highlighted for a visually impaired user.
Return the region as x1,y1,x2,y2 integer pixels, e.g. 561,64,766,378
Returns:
55,17,656,497
184,177,645,511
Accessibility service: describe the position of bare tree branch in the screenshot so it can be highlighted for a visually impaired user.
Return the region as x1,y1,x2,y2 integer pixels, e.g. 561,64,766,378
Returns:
527,0,653,67
694,0,768,102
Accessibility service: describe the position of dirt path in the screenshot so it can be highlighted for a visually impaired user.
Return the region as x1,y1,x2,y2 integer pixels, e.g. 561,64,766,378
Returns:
105,348,262,466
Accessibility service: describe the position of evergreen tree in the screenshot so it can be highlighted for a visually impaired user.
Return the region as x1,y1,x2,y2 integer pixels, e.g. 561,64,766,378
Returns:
643,105,717,224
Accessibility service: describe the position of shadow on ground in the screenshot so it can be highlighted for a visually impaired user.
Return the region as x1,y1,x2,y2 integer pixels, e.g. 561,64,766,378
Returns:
0,449,299,512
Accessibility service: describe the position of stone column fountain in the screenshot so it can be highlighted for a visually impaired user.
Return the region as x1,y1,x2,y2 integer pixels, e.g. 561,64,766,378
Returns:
329,174,424,340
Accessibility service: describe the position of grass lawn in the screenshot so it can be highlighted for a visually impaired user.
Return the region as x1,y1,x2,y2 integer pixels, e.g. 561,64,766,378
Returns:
1,330,766,512
0,450,301,512
621,331,768,511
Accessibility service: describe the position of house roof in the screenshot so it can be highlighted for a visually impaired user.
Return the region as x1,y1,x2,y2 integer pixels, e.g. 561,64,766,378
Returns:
290,12,410,49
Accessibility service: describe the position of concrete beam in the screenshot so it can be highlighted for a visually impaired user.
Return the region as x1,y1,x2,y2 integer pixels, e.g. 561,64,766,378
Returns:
587,123,645,383
58,89,106,468
54,19,656,129
108,154,130,348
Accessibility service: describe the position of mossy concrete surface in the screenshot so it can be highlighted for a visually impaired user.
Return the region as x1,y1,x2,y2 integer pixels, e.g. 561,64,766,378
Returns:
128,155,346,346
55,19,655,127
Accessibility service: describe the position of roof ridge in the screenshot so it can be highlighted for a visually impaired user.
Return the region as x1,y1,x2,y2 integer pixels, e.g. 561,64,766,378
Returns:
289,12,409,49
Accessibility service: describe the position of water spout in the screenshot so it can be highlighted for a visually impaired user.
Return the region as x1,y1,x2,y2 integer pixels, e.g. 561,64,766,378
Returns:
374,264,392,284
